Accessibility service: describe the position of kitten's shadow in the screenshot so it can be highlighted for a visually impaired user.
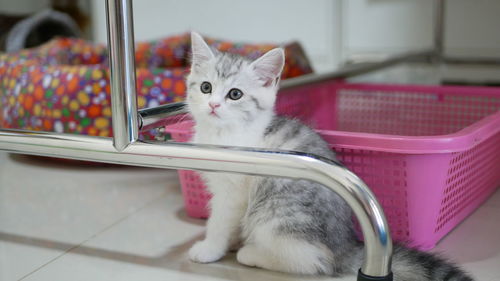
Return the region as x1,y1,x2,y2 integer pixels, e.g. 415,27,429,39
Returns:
8,153,160,171
175,207,206,227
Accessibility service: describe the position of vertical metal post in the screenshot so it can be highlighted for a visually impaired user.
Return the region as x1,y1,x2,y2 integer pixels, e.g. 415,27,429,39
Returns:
434,0,445,61
105,0,139,151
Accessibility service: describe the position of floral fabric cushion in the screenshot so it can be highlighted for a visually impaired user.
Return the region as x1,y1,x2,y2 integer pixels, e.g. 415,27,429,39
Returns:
0,33,313,139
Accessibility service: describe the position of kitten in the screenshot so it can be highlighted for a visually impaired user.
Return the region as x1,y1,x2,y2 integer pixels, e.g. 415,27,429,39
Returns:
185,31,473,281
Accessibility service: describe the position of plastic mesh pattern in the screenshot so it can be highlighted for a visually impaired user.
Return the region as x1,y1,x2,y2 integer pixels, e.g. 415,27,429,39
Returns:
178,170,211,218
336,90,500,136
334,148,410,241
436,131,500,232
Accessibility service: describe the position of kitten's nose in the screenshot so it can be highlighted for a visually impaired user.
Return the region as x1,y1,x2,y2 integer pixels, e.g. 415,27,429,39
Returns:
209,102,221,109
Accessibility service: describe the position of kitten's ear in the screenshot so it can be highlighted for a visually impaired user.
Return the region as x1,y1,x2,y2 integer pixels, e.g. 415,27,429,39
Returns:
190,31,215,68
249,48,285,87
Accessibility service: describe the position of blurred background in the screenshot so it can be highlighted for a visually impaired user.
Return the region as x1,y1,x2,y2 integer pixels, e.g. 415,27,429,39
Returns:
1,0,499,73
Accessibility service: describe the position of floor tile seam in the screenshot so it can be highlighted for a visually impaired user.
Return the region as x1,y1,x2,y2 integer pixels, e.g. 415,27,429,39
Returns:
17,192,169,281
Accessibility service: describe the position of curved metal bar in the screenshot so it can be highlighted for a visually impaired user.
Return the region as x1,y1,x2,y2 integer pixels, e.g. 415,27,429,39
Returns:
105,0,139,151
0,128,393,277
138,102,188,131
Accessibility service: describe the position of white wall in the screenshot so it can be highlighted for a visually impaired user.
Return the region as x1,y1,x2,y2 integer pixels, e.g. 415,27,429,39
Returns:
445,0,500,57
343,0,434,58
90,0,500,73
344,0,500,58
0,0,50,14
91,0,342,73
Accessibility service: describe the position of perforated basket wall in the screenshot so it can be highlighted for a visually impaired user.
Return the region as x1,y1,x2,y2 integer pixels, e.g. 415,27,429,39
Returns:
165,81,500,250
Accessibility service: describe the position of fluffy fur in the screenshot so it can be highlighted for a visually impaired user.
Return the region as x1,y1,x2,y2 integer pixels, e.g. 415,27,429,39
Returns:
185,31,474,281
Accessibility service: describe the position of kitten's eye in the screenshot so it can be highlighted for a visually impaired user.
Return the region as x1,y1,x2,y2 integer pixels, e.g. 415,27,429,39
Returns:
227,88,243,100
200,81,212,94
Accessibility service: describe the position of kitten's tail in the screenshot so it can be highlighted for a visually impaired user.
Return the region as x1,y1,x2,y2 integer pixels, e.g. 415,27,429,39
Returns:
349,244,474,281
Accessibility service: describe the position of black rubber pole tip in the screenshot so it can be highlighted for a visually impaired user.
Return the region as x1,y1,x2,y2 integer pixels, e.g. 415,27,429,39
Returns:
357,269,393,281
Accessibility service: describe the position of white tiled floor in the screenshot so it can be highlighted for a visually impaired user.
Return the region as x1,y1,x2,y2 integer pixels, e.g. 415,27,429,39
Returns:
1,151,499,281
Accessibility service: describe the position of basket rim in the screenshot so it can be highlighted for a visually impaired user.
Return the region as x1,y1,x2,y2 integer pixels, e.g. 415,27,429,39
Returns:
317,83,500,154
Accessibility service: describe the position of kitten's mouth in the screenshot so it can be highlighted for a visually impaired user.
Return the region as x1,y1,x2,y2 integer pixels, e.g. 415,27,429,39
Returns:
209,110,219,117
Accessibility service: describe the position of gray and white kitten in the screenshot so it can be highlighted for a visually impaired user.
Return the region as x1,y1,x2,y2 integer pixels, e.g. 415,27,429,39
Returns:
186,32,473,281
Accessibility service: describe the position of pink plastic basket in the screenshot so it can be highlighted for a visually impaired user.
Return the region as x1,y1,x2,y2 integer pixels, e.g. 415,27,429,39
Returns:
165,81,500,250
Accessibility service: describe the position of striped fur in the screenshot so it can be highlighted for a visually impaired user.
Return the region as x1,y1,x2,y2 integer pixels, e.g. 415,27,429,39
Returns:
185,32,474,280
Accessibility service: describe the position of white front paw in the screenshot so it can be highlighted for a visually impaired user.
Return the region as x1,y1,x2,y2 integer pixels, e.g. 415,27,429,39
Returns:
188,240,226,263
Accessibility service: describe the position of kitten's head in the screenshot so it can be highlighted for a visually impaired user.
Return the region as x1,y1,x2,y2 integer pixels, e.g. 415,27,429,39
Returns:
186,32,285,129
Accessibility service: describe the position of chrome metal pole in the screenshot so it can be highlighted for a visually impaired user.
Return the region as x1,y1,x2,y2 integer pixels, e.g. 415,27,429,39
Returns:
0,128,392,277
434,0,445,61
105,0,139,151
